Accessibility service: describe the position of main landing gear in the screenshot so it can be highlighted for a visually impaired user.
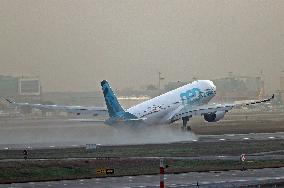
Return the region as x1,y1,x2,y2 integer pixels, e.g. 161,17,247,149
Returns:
182,116,191,131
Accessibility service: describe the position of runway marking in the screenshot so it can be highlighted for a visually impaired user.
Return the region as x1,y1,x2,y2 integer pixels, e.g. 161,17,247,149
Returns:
226,134,235,136
201,181,210,184
192,139,198,142
243,137,250,140
237,179,247,182
168,185,177,188
219,138,226,141
269,136,275,139
218,181,226,183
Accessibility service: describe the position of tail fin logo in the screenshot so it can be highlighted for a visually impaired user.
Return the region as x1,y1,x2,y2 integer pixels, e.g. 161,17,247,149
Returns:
101,80,124,117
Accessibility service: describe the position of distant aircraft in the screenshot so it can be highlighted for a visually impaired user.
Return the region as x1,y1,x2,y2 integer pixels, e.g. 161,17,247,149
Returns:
3,80,274,130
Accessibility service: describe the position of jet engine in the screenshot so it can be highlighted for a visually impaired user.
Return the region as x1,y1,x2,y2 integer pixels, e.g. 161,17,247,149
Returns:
204,111,226,122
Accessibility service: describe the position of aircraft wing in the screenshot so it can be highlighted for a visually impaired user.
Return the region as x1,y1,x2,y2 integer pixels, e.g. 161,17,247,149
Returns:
2,98,108,116
169,94,274,122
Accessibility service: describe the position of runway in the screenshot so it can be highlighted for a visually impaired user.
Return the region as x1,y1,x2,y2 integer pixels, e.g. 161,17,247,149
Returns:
1,131,284,150
1,118,284,149
1,167,284,188
198,132,284,142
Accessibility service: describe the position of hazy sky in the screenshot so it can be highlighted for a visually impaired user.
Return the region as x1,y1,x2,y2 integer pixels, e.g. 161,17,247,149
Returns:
0,0,283,92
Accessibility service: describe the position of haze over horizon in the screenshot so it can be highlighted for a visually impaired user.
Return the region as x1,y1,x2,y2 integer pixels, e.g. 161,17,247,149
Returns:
0,0,283,92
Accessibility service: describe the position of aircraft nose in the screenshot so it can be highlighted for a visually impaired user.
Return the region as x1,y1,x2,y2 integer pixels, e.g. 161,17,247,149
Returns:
208,80,215,88
212,83,216,90
213,85,216,94
209,81,216,93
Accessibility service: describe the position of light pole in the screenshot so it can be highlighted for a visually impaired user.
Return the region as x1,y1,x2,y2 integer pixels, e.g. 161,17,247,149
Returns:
160,158,164,188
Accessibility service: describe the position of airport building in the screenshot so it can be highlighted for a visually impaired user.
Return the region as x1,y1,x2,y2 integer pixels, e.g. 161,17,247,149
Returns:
212,76,264,102
0,75,42,111
0,75,18,110
18,76,42,103
0,75,18,98
18,77,41,96
41,91,104,107
0,75,41,99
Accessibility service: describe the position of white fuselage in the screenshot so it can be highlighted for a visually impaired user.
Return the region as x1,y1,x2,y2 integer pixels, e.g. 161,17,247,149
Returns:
127,80,216,125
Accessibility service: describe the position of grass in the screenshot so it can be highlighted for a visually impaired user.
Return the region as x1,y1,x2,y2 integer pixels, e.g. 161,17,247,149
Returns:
1,159,284,183
1,140,284,183
1,140,284,159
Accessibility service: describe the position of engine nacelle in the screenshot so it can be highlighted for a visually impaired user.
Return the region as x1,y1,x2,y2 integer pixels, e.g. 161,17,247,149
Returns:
204,111,226,122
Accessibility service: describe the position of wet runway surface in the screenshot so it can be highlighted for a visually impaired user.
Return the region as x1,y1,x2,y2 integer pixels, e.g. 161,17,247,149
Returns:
0,118,196,147
198,132,284,142
0,132,284,150
1,167,284,188
1,118,284,149
1,131,284,150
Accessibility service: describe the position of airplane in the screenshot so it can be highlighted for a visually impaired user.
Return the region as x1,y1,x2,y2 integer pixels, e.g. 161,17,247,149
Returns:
3,80,274,130
2,99,107,116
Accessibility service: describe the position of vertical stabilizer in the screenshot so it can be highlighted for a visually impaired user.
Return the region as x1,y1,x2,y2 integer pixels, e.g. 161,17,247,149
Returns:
101,80,124,117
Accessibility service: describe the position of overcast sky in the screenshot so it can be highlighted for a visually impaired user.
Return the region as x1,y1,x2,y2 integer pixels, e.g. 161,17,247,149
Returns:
0,0,283,92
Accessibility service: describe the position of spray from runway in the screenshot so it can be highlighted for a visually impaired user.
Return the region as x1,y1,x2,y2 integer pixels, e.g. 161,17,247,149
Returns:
81,124,197,145
0,120,197,146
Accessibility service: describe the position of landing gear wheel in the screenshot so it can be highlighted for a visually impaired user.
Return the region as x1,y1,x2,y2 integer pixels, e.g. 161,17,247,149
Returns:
182,116,190,132
186,126,191,131
181,126,187,132
181,125,191,131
